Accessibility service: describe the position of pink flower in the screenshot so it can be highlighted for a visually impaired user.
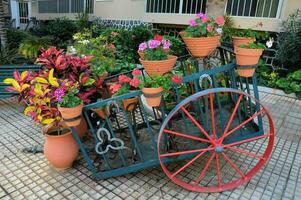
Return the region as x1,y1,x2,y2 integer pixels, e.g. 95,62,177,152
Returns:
206,25,213,32
215,16,225,26
110,84,122,93
132,69,141,76
172,75,183,84
189,19,197,27
196,12,205,18
118,75,131,84
162,40,171,49
139,42,147,51
201,16,208,23
130,78,140,88
148,40,161,49
54,88,64,101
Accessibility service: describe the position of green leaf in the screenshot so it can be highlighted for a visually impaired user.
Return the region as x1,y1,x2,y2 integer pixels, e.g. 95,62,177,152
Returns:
83,78,95,86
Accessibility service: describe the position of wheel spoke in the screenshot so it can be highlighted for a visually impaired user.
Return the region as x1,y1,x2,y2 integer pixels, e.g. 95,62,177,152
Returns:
220,94,243,143
194,152,215,186
163,129,210,143
221,152,245,178
171,150,208,178
180,107,214,143
220,108,265,141
209,93,217,139
160,147,214,158
223,133,271,148
226,146,264,160
215,154,222,187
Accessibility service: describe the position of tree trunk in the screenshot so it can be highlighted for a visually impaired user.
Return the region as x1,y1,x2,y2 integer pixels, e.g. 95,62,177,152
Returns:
0,0,10,47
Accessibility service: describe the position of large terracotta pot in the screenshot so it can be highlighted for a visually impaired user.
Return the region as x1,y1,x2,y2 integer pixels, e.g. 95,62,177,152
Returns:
142,87,163,107
232,36,255,47
235,46,264,77
123,97,139,111
58,104,83,127
43,124,79,170
140,55,177,77
180,32,220,58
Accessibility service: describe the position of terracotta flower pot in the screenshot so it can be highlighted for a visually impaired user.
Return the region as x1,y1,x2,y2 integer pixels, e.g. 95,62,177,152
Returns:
232,36,255,47
43,124,79,170
92,107,109,119
61,117,87,139
140,55,177,77
180,32,220,58
58,104,83,127
235,46,264,77
138,50,144,59
123,97,139,111
142,87,163,107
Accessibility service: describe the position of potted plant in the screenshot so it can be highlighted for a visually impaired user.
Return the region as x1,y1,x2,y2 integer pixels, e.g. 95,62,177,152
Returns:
139,36,177,77
235,42,266,77
109,69,142,111
180,13,224,58
232,29,256,47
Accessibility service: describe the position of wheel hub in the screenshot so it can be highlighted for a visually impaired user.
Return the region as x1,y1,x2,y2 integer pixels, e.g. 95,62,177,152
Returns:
215,146,224,153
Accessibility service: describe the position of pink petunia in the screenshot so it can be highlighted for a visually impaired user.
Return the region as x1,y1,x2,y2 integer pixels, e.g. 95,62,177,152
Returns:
206,25,213,32
110,84,122,93
139,42,147,51
215,16,225,26
132,69,142,76
130,78,140,88
118,75,131,84
148,40,161,49
172,75,183,84
162,40,171,49
196,12,205,18
189,19,197,27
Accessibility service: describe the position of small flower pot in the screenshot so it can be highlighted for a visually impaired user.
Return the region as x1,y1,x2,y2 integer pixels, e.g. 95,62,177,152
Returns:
180,32,221,58
142,87,163,107
61,116,87,139
122,97,139,111
234,46,264,77
232,36,255,47
137,50,145,59
140,55,177,77
92,107,109,119
43,124,79,170
58,104,83,127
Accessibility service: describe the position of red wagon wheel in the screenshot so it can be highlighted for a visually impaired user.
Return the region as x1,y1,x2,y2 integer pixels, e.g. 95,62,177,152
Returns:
157,88,274,192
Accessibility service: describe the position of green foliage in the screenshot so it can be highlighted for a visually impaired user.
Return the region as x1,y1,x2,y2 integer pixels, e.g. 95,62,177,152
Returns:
75,12,91,30
256,60,279,88
19,35,52,59
58,89,83,108
275,69,301,96
5,29,30,51
276,9,301,70
240,42,266,49
163,35,185,56
140,74,172,90
221,15,235,42
233,28,269,41
144,46,168,61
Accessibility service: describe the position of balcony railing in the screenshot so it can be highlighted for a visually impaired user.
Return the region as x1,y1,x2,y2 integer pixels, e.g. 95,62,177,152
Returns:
145,0,207,14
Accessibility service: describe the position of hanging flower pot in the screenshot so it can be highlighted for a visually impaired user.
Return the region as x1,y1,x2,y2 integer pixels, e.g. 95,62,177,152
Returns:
180,32,221,58
43,123,79,170
232,36,255,47
122,97,139,111
142,87,163,107
58,104,83,127
140,55,177,77
137,50,145,59
235,44,265,77
92,107,110,119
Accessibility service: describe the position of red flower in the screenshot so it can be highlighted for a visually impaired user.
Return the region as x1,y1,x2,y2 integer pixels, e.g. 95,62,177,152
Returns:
132,69,141,76
206,25,213,32
118,75,131,84
110,83,122,93
154,34,163,42
172,75,183,84
130,78,140,88
215,16,225,26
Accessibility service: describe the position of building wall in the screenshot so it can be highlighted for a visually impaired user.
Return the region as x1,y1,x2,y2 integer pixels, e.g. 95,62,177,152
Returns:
31,0,301,32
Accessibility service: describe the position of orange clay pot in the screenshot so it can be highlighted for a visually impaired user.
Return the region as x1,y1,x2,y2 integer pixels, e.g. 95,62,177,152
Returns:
92,107,109,119
58,104,83,127
180,32,220,58
123,97,139,111
234,46,264,77
43,124,79,170
140,55,177,77
138,50,145,59
142,87,163,107
61,116,87,139
232,36,255,47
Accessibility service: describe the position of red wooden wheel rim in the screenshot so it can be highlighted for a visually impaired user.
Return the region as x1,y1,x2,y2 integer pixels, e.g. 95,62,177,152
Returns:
157,89,274,192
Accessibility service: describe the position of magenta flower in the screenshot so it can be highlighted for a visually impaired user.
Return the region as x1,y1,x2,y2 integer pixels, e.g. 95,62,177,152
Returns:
196,12,205,18
54,88,64,101
138,42,147,51
189,19,197,27
162,40,171,49
148,40,161,49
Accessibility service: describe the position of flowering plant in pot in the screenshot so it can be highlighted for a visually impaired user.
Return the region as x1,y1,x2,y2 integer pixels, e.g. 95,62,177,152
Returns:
138,35,177,77
235,42,266,77
181,13,224,58
109,69,142,111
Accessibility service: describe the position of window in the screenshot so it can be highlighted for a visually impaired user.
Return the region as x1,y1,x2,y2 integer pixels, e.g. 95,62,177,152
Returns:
225,0,282,18
146,0,207,14
38,0,94,14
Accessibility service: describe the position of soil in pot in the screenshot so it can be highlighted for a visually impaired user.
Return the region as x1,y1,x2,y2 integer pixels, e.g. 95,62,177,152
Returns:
43,125,79,170
142,87,163,107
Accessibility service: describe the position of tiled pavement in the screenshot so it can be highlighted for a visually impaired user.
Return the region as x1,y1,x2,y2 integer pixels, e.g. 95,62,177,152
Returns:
0,92,301,200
